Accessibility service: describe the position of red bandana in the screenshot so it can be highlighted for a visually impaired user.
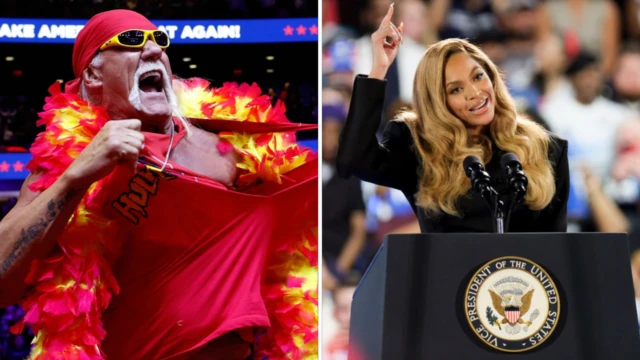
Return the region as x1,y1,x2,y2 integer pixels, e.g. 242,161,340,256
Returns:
66,9,157,94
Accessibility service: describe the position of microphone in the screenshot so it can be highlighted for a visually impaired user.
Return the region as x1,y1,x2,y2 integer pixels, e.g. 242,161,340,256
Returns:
463,155,503,232
501,153,528,232
463,155,494,198
501,153,528,203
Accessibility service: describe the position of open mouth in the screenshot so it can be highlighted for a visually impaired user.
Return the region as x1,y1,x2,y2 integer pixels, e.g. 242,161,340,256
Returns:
469,98,488,113
138,71,163,93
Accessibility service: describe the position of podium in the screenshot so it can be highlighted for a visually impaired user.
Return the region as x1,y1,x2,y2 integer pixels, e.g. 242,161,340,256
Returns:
349,233,640,360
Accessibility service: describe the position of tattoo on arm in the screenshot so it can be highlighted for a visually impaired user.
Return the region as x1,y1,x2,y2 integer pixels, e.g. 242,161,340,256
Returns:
0,188,78,277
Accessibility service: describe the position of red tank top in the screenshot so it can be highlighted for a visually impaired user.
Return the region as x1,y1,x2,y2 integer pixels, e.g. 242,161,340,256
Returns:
93,121,315,359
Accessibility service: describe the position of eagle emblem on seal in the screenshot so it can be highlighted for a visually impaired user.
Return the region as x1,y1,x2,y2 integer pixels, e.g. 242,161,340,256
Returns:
486,276,540,334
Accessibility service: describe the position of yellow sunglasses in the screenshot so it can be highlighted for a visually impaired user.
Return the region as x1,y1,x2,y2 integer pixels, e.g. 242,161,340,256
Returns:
100,29,170,51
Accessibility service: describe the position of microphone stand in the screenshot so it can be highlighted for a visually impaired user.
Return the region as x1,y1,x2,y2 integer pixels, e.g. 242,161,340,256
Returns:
463,156,507,234
505,189,525,232
479,186,503,233
495,199,505,234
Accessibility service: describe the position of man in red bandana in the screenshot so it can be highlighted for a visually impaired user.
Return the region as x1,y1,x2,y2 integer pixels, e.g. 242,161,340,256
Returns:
0,9,317,360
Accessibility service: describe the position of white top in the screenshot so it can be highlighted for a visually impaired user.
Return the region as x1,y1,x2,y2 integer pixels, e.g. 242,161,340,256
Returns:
539,91,638,202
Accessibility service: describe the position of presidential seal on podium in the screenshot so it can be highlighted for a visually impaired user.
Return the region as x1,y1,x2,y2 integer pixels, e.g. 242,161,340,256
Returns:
464,256,561,352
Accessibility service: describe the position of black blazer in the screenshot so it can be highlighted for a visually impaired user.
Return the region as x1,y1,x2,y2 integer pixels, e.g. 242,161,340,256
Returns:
336,75,570,233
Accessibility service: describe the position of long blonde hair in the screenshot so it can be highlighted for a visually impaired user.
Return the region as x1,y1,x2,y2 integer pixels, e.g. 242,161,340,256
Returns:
398,38,556,217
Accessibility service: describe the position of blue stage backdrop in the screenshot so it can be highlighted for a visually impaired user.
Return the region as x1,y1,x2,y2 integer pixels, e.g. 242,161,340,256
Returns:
0,139,317,182
0,153,32,181
0,18,317,44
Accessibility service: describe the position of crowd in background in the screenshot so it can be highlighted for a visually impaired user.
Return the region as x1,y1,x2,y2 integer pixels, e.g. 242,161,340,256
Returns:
0,97,38,153
322,0,640,357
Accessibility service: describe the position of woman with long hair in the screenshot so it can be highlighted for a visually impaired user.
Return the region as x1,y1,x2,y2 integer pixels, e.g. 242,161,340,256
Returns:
336,4,569,233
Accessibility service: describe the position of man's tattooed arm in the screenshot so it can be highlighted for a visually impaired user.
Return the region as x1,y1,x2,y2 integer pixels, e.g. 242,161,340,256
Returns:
0,173,86,306
0,188,77,276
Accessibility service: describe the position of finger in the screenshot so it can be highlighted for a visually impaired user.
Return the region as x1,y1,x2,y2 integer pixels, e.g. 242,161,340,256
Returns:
372,27,389,43
122,134,144,150
118,143,140,173
380,3,394,27
117,143,139,159
121,129,145,147
382,31,401,48
374,21,401,43
376,22,401,45
398,21,404,36
388,22,403,44
116,119,142,131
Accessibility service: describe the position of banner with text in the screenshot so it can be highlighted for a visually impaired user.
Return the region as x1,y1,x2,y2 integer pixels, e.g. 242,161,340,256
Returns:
0,18,317,44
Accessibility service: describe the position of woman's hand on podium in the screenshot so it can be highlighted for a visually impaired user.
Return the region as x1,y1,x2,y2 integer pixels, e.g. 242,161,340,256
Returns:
369,3,404,80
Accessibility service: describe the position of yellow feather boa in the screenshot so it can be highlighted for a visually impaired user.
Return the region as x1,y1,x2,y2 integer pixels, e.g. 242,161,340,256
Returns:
12,78,318,359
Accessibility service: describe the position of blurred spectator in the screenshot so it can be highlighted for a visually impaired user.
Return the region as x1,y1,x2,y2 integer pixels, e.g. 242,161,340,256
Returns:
473,29,508,66
537,0,621,77
322,97,367,290
521,106,551,130
0,107,16,149
267,87,277,105
359,0,394,35
532,33,572,101
612,120,640,184
540,52,637,223
396,0,436,46
283,82,315,124
323,38,358,90
323,0,358,46
362,184,420,247
624,0,640,40
0,97,38,151
631,250,640,328
582,164,631,233
279,82,290,102
612,42,640,112
492,0,540,109
325,274,361,360
322,86,351,118
431,0,496,40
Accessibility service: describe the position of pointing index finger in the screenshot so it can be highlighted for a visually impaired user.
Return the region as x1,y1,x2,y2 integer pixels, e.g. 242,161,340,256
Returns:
381,3,395,27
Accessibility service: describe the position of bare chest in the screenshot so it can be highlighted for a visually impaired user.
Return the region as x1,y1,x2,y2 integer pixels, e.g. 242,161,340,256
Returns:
169,128,239,187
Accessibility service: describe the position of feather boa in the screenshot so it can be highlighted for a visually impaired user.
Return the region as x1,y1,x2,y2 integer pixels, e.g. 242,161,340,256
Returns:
12,79,318,359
